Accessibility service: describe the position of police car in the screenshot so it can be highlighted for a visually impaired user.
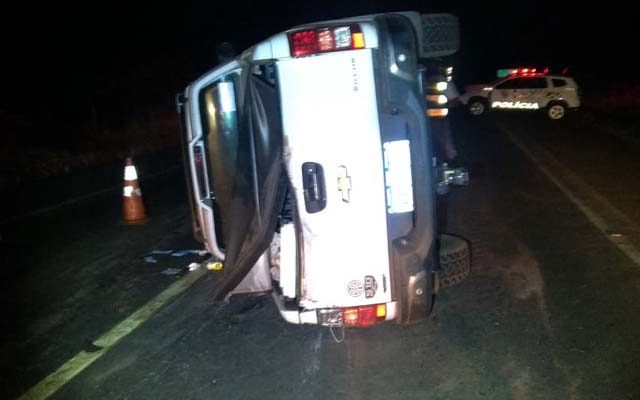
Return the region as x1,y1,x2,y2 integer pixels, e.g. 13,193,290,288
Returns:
459,68,581,120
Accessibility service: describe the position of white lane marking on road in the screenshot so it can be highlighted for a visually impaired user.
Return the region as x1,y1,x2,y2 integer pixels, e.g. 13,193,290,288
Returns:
18,267,206,400
505,130,640,267
1,165,180,225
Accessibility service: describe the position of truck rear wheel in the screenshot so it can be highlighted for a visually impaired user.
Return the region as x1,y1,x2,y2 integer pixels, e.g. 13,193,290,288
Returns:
438,234,471,288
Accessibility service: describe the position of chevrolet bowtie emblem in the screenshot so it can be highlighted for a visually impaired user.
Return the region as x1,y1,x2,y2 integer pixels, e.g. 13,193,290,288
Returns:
337,165,352,203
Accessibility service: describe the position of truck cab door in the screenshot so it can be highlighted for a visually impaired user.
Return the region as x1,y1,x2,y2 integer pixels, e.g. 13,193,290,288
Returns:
182,63,243,260
183,62,288,300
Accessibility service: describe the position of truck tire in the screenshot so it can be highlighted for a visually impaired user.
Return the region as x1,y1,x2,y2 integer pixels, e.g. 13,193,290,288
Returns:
438,234,471,288
419,13,460,58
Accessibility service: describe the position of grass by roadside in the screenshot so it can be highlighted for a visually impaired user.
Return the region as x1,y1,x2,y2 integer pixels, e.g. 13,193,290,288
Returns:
2,84,637,188
577,84,640,144
0,116,180,188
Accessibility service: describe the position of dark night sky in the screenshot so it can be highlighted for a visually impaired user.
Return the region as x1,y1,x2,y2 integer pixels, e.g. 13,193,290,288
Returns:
2,0,637,118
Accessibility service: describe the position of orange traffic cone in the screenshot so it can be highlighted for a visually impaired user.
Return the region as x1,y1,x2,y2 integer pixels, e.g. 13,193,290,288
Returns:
122,157,148,225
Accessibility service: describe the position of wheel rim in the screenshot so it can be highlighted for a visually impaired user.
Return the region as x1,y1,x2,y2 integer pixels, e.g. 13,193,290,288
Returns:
549,105,565,119
469,102,485,115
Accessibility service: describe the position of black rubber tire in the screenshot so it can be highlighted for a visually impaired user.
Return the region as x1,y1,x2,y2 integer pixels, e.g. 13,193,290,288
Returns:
467,98,488,116
546,102,567,120
420,13,460,58
438,234,471,288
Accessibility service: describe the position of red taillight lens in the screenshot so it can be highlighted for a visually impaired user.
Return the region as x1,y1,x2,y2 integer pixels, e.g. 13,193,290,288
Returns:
290,30,319,57
342,304,386,327
343,308,360,326
194,146,203,166
289,25,364,57
317,29,334,51
193,146,208,198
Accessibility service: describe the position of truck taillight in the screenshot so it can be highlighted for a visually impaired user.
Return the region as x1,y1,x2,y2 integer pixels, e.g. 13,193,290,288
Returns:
193,145,208,199
343,304,386,327
317,304,387,327
289,25,364,57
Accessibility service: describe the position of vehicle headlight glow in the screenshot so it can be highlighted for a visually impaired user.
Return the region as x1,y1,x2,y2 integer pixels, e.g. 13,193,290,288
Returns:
427,95,448,104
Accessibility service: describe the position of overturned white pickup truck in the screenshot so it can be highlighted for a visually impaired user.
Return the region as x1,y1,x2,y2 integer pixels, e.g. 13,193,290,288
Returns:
177,11,470,328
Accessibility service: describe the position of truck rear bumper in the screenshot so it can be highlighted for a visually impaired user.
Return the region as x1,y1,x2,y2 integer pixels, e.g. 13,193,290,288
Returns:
272,292,399,326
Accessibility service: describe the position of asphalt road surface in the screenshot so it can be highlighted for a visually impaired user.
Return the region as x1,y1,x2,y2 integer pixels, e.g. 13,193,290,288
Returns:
3,111,640,400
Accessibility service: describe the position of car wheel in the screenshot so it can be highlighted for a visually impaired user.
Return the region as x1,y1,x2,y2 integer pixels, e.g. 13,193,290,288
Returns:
468,99,486,116
438,234,471,288
547,103,567,120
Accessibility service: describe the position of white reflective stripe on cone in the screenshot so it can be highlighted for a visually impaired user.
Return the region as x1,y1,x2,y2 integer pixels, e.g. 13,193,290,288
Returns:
124,165,138,181
123,186,142,197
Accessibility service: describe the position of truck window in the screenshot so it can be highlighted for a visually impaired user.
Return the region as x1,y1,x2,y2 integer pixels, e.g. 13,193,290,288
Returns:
247,63,283,210
199,76,240,248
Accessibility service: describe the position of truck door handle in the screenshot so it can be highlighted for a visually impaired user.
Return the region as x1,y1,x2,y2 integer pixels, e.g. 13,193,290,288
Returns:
302,162,326,213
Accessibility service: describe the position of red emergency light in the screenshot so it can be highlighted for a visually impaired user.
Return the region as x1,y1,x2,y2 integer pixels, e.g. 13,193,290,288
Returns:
289,25,365,57
508,67,549,77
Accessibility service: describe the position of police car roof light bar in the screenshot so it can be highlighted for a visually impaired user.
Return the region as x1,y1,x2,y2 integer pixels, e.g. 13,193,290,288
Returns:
497,67,550,78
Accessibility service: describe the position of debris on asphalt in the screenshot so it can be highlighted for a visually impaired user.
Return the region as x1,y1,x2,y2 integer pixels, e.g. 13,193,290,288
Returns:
206,261,223,271
188,262,201,271
171,249,209,257
161,268,182,275
150,250,173,255
147,249,209,262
